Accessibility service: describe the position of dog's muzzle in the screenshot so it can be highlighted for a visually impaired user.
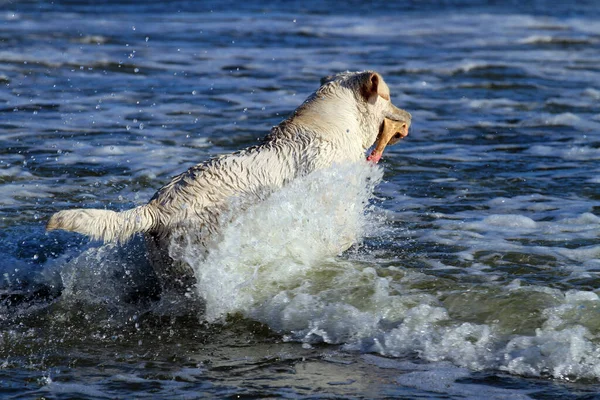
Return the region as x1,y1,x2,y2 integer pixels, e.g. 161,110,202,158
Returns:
368,104,411,163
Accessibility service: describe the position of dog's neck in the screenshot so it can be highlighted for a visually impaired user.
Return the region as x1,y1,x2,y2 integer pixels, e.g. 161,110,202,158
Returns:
278,88,382,158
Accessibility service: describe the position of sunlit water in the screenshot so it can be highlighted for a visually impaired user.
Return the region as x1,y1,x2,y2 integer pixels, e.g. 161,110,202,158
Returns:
2,1,600,398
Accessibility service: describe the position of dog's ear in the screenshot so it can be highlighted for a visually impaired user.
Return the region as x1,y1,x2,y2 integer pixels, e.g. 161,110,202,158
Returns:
362,72,390,104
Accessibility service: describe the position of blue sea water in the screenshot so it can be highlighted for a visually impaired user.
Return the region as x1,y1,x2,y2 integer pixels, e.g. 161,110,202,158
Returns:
1,0,600,398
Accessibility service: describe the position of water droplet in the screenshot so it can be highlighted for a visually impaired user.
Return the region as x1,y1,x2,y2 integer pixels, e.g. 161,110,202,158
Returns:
134,68,139,73
192,90,197,95
139,123,144,130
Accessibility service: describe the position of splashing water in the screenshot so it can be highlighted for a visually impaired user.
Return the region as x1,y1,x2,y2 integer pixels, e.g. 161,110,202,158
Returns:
174,161,600,381
183,162,385,321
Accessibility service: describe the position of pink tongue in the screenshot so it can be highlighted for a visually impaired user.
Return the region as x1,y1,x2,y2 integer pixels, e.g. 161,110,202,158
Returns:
367,152,382,163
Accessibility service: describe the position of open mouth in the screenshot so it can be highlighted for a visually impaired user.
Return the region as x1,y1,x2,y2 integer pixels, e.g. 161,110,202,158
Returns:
367,118,410,163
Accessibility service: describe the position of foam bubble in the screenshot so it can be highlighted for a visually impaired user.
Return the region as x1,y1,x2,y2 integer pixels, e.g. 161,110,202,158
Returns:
482,214,537,230
502,325,600,380
527,144,600,161
525,113,600,131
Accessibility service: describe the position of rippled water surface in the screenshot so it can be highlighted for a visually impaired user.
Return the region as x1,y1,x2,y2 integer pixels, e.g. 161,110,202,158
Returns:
2,1,600,398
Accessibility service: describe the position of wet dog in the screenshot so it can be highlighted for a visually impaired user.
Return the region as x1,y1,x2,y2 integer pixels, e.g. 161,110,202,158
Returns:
47,71,412,292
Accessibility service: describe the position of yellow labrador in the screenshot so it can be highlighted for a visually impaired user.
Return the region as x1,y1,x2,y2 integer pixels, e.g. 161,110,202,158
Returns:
48,71,411,291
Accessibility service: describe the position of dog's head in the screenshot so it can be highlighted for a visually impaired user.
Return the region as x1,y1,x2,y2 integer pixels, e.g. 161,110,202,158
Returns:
317,71,411,161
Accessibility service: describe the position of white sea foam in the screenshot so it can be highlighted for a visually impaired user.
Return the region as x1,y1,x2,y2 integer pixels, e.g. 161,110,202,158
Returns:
528,144,600,160
519,35,555,44
481,214,537,230
371,287,600,380
468,98,522,110
523,112,600,131
0,182,53,206
584,88,600,99
42,381,109,398
0,165,33,179
166,160,600,381
76,35,109,45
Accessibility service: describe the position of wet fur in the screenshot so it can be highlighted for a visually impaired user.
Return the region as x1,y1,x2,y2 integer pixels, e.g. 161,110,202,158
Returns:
47,71,412,292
